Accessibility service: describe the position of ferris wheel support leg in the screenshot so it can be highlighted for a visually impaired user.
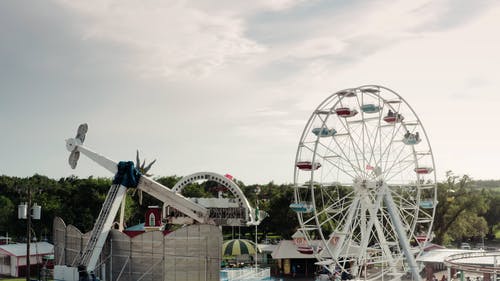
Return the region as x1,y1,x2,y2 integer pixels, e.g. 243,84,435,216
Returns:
383,192,422,281
361,193,396,269
330,197,360,271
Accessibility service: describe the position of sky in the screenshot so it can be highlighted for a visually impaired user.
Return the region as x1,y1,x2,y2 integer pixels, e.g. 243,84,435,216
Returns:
1,0,499,185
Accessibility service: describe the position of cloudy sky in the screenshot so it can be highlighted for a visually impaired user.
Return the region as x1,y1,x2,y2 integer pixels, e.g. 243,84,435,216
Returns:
1,0,499,185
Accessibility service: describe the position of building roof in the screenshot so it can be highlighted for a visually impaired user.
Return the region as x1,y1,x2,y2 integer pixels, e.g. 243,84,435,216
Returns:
423,243,446,252
291,231,305,239
125,222,145,231
271,240,369,259
0,242,53,257
258,244,277,253
272,240,318,259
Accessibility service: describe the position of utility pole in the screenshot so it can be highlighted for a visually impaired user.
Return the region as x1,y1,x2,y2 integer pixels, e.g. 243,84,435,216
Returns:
26,185,31,281
18,186,41,281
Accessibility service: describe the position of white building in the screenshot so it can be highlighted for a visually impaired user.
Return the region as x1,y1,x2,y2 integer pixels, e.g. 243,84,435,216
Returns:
0,242,53,277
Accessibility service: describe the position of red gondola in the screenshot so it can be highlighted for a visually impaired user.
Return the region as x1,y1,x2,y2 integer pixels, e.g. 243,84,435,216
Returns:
297,245,322,254
414,167,433,174
297,246,314,254
296,161,321,171
416,235,428,243
383,114,404,123
335,107,358,118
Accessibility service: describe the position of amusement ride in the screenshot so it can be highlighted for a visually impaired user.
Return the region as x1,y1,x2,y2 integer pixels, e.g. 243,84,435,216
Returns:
54,84,437,281
56,124,265,281
292,85,437,281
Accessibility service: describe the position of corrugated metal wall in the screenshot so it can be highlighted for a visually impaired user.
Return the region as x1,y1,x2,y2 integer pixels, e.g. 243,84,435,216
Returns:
54,217,222,281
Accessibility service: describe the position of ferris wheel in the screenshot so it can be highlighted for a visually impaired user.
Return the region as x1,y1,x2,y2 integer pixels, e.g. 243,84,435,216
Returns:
292,85,437,281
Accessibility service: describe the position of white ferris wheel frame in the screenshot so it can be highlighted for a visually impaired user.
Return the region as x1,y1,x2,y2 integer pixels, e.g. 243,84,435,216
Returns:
293,85,437,281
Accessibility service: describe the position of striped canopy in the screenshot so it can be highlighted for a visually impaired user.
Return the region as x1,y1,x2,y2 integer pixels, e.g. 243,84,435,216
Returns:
222,239,259,256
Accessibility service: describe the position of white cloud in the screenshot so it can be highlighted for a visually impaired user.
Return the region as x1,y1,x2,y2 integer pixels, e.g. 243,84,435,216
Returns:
1,0,499,184
287,37,347,59
315,4,500,180
56,0,266,78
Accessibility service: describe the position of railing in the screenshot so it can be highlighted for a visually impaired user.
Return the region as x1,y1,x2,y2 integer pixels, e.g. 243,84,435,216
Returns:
444,251,500,273
221,267,271,281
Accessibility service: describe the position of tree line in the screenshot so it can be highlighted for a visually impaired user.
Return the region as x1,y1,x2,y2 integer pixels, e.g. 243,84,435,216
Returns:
0,172,498,246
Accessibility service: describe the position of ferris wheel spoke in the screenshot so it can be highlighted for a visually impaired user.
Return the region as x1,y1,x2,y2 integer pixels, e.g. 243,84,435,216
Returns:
350,93,383,173
316,141,359,179
314,196,354,227
329,197,361,260
381,132,415,179
390,190,418,217
301,213,319,226
366,95,385,170
376,123,405,173
324,138,361,178
301,141,357,179
384,152,426,182
355,95,367,175
345,127,369,171
348,122,374,176
382,148,414,180
336,116,366,175
360,110,383,174
316,202,345,225
356,93,382,176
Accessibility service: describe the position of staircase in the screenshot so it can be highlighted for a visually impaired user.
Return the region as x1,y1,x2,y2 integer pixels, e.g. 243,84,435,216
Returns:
79,184,127,271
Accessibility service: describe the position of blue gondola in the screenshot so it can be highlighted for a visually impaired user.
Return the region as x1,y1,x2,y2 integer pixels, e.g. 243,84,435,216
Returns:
360,104,381,113
290,203,314,213
312,127,337,137
403,135,421,145
403,131,421,145
419,200,434,209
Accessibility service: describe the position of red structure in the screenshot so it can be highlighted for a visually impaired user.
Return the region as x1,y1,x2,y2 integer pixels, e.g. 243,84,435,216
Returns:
123,206,171,238
145,206,162,228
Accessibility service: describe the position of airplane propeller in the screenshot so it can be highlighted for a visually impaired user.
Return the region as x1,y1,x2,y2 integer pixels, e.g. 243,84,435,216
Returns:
76,123,88,143
68,123,88,169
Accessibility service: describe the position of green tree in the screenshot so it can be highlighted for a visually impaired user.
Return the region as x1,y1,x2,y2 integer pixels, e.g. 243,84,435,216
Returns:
257,182,298,239
0,195,14,228
433,172,489,245
483,191,500,239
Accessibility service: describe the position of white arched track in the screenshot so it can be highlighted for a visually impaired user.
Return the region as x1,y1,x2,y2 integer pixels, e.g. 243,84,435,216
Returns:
171,172,261,225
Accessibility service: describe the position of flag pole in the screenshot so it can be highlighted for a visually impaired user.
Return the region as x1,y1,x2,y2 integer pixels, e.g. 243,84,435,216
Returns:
254,186,260,274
